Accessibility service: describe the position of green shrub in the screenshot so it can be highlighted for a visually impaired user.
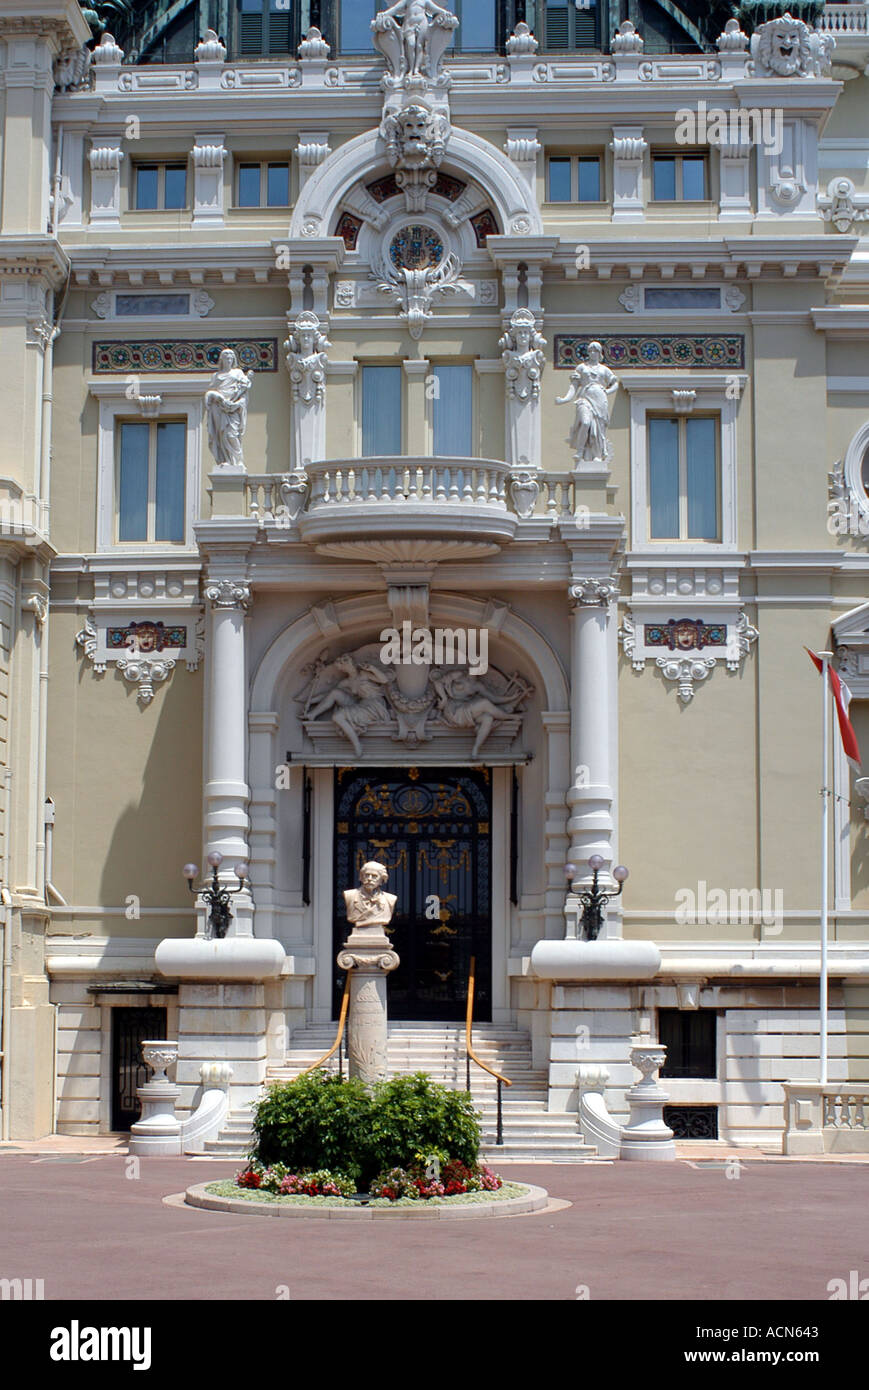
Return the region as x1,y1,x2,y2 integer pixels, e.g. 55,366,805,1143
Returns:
251,1070,374,1185
250,1069,481,1187
369,1073,480,1173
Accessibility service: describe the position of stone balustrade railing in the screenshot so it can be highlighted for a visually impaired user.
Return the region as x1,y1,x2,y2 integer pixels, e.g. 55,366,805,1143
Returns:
816,4,868,35
782,1081,869,1154
306,457,510,510
238,464,586,525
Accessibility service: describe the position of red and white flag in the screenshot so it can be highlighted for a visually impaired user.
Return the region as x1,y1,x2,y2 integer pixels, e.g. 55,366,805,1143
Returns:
806,649,862,771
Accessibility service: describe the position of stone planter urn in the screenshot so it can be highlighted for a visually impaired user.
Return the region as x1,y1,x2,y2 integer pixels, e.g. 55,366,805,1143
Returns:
619,1042,676,1161
129,1040,183,1156
141,1040,178,1082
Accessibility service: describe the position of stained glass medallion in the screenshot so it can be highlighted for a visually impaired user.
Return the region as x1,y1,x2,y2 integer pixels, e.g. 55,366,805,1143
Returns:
389,225,445,272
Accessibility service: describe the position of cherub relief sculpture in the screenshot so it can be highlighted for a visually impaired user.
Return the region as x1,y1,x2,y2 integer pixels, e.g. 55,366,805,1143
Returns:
372,0,459,83
298,644,534,756
205,349,252,468
556,341,620,466
304,654,393,758
430,668,533,758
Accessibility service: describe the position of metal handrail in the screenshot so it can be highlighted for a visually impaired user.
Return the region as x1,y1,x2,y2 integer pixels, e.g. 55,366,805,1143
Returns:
465,955,511,1145
301,972,351,1076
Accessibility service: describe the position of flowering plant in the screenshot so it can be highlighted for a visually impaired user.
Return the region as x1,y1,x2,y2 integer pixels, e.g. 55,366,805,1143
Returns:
235,1161,355,1197
369,1157,503,1201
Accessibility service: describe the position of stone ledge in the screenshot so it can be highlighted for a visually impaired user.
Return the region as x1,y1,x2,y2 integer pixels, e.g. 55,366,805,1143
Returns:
184,1180,550,1220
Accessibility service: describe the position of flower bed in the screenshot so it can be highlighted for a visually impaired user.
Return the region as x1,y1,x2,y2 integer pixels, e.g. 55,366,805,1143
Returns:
234,1154,503,1202
202,1178,528,1211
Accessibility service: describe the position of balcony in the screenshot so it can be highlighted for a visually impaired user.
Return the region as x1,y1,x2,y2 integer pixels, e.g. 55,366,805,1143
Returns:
207,460,588,561
263,457,520,562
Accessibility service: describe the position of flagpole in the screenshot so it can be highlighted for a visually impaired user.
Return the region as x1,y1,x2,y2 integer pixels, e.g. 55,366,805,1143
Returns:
820,650,833,1087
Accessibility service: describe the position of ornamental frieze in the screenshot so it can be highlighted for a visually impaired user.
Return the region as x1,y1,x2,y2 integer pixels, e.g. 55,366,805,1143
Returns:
92,340,278,373
555,335,745,371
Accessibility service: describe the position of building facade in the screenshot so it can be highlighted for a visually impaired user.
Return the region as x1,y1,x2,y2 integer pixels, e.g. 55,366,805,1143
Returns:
1,0,869,1150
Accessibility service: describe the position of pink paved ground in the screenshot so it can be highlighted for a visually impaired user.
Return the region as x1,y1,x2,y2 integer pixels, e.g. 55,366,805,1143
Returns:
0,1153,866,1301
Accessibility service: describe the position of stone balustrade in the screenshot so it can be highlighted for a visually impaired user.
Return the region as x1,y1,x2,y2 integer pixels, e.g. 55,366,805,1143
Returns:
236,463,588,529
306,457,509,509
782,1081,869,1154
816,4,868,35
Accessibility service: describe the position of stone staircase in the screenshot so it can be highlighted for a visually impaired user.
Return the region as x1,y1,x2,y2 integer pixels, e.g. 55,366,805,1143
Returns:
204,1022,596,1162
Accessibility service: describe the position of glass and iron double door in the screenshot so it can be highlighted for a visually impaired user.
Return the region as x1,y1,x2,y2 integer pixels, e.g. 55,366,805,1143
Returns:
333,767,492,1022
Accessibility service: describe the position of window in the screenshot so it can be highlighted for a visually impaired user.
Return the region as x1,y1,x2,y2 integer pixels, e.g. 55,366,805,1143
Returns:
362,366,402,455
443,0,497,51
547,155,602,203
652,154,707,202
238,0,293,56
432,364,473,456
658,1010,717,1080
236,162,290,208
541,0,599,50
340,0,378,53
134,163,187,211
117,420,186,543
648,415,719,541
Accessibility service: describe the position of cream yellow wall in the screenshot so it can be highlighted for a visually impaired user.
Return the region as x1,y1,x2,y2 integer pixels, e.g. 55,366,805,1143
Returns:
45,608,203,936
618,628,759,932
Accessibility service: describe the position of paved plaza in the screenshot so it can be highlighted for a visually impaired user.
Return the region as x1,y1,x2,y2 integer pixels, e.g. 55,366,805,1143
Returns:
0,1151,866,1302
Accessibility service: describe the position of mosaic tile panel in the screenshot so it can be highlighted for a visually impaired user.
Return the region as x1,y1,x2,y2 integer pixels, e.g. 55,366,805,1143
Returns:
93,340,278,373
554,334,745,370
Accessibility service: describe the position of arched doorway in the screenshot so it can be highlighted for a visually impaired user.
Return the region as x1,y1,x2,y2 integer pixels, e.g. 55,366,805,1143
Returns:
332,766,492,1021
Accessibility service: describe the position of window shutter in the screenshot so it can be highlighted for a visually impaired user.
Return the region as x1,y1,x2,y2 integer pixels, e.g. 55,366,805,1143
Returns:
239,11,263,53
268,11,292,52
574,9,596,47
545,3,569,48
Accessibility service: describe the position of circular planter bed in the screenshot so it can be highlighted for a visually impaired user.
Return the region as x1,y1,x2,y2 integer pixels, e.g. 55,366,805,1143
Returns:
185,1179,549,1220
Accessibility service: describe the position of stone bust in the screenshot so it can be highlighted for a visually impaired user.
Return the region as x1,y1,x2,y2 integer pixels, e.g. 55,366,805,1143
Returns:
343,861,398,935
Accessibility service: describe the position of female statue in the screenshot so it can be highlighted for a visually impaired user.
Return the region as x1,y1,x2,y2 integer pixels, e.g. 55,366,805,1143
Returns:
555,341,619,465
205,348,252,468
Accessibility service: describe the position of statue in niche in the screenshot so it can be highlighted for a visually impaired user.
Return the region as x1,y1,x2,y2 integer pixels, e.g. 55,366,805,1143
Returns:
343,861,398,935
500,309,546,406
556,340,619,465
205,348,252,468
430,668,534,758
304,653,393,758
372,0,459,82
284,310,331,406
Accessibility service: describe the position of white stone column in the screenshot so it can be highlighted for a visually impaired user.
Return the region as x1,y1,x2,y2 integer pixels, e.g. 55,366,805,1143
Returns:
566,578,618,927
203,578,252,931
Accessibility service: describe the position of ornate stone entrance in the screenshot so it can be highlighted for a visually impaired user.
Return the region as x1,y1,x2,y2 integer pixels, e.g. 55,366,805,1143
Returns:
332,766,492,1022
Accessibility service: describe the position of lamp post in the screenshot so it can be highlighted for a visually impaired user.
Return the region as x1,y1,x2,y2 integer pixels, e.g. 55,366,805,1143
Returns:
566,855,629,941
183,851,249,939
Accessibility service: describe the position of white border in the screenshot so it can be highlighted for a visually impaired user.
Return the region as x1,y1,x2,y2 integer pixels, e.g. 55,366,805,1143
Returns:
89,379,204,553
622,371,745,553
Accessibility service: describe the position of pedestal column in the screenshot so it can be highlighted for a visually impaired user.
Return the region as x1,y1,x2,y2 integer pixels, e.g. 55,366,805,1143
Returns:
566,577,618,928
337,933,399,1085
203,579,252,932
